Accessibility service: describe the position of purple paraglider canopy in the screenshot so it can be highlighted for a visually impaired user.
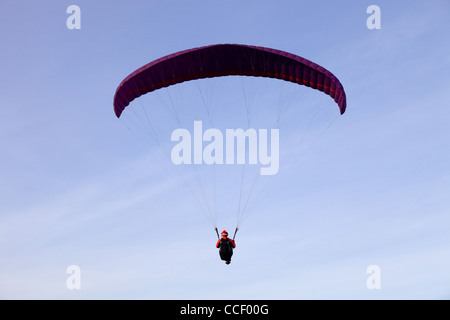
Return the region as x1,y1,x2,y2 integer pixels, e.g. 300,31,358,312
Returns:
113,44,346,118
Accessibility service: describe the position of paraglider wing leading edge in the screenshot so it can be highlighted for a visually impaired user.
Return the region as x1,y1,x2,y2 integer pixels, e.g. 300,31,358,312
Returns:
113,44,347,118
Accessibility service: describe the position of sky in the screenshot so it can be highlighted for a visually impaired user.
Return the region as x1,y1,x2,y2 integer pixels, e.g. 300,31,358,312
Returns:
0,0,449,300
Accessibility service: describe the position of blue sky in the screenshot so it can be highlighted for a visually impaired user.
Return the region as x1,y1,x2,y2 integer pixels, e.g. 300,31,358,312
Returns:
1,0,449,299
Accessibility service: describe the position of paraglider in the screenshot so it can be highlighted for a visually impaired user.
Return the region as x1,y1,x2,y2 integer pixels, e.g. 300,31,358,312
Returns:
113,44,347,264
113,44,346,118
216,230,236,265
